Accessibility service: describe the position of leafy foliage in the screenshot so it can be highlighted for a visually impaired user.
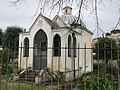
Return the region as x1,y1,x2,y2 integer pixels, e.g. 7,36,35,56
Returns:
0,29,3,46
93,63,118,78
3,26,23,59
0,26,23,74
3,26,23,51
0,48,9,74
56,70,64,81
93,37,119,62
0,48,16,74
76,73,118,90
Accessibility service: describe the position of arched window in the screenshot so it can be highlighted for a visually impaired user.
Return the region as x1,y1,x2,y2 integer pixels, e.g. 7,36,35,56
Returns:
68,35,71,57
24,37,29,57
53,34,61,56
73,36,76,57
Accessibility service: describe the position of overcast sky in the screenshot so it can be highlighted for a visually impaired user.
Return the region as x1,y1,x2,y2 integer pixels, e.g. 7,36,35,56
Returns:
0,0,120,36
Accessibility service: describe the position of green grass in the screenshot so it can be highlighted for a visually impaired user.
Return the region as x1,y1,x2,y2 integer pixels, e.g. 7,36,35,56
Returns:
0,76,57,90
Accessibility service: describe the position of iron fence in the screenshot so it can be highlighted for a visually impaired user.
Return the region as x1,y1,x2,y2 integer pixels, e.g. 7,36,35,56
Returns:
0,45,120,90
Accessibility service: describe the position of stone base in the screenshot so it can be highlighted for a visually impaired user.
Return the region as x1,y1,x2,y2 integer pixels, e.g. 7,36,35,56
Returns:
13,75,20,81
35,76,42,84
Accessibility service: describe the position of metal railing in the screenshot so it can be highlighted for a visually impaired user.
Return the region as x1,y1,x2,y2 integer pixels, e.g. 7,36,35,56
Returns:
0,46,120,90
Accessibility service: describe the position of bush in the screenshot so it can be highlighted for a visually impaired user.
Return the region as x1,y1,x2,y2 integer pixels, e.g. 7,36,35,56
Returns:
0,48,9,74
76,73,118,90
8,66,13,75
56,70,64,82
93,63,118,77
0,48,16,74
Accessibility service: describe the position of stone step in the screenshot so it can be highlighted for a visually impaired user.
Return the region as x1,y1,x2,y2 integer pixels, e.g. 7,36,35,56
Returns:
19,70,40,82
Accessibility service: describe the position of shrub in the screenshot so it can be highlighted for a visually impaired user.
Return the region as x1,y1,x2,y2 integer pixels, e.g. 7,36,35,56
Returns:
8,66,13,75
76,73,118,90
56,70,64,82
93,63,118,78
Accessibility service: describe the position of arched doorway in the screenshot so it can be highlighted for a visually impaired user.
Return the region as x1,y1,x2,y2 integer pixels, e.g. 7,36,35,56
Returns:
33,30,47,70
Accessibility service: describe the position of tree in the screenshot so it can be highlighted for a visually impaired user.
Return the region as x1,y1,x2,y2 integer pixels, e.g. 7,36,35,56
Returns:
3,26,23,50
0,29,3,46
0,26,23,73
93,37,119,63
0,48,9,74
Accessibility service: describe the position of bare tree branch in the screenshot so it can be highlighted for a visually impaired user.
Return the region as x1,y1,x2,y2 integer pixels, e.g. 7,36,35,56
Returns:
9,0,120,36
113,8,120,29
9,0,25,7
94,0,105,37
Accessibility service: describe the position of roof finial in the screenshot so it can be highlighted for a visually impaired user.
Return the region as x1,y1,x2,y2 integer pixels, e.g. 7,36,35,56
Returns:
40,8,42,14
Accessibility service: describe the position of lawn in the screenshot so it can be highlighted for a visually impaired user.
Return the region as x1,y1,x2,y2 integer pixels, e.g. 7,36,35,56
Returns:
0,76,57,90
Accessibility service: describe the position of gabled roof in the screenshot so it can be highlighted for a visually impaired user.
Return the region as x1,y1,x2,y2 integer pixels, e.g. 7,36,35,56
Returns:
42,15,60,28
28,13,93,35
29,14,60,30
53,15,67,26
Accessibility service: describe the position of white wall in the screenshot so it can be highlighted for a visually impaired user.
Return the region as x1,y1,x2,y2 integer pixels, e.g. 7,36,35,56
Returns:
18,14,93,76
18,15,52,69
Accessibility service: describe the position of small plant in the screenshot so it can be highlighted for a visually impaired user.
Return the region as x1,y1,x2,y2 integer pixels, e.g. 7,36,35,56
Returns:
1,48,9,74
56,70,64,81
8,66,13,75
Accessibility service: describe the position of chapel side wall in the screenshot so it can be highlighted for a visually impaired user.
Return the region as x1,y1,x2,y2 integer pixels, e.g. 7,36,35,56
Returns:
51,29,91,72
54,29,90,72
50,29,75,72
18,33,32,69
60,29,93,81
86,32,93,72
63,29,85,72
51,30,63,71
65,33,79,72
79,30,93,73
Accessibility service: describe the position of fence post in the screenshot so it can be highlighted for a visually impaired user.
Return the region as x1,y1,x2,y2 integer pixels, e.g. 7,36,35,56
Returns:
78,43,80,82
84,43,86,90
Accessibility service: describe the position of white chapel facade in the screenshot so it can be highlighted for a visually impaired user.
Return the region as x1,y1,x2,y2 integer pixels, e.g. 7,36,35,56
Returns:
18,6,93,75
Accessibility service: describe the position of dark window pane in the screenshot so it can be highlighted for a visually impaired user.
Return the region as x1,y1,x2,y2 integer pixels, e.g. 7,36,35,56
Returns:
68,35,71,57
53,34,61,56
24,37,29,57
